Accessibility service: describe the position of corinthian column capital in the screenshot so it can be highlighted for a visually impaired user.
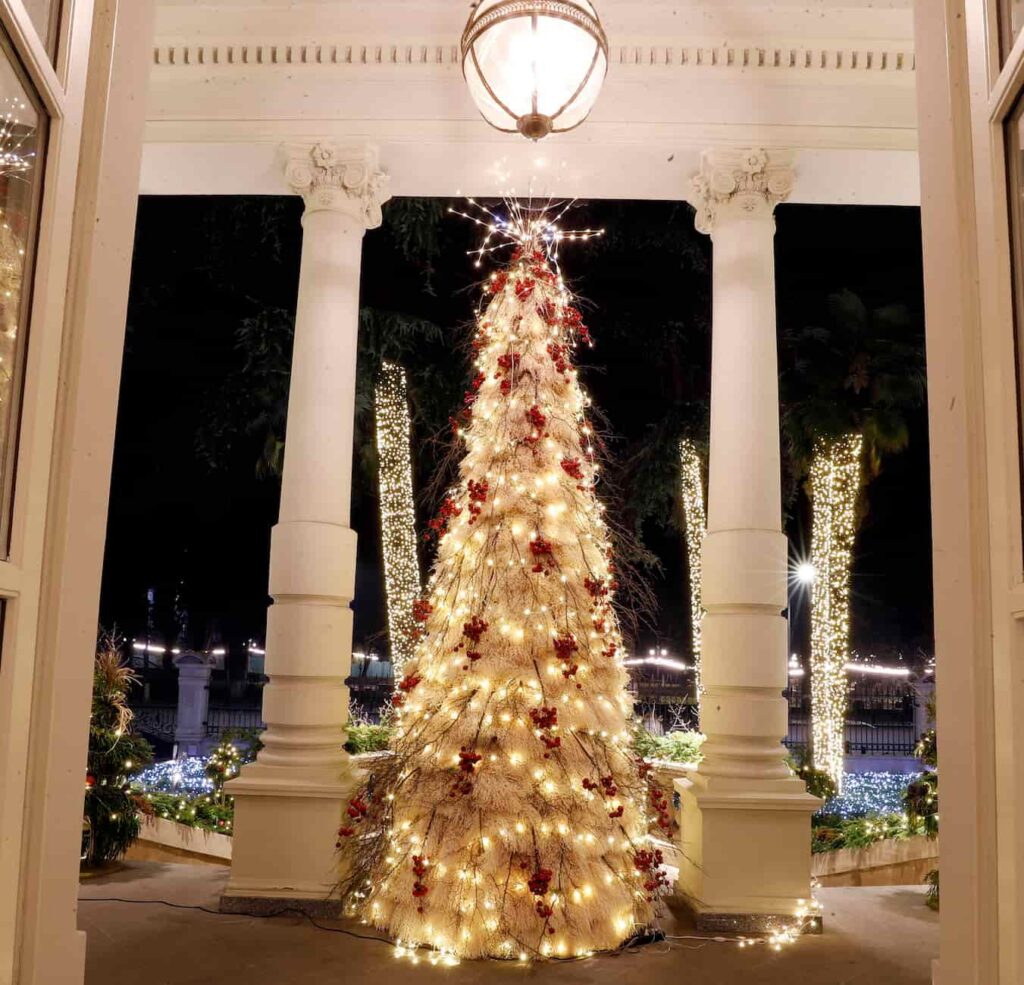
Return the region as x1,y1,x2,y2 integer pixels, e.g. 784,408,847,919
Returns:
282,141,391,228
687,147,796,235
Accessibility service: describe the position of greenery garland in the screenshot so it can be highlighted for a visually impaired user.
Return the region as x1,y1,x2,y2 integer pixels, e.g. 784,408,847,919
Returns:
811,811,930,854
140,791,234,833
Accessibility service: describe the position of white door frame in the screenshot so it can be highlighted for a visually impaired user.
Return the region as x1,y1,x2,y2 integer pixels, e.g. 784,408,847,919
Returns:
916,0,1024,981
0,1,156,983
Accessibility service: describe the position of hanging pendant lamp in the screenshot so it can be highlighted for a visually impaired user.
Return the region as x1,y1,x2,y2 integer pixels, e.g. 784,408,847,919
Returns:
461,1,609,141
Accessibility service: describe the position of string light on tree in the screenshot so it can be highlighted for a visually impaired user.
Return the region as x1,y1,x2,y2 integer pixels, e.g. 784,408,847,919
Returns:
376,361,422,670
338,202,662,961
449,199,603,274
205,738,246,807
808,432,863,791
678,438,706,703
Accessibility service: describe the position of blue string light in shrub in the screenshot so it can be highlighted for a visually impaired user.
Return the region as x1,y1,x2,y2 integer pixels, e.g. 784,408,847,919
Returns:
822,771,920,820
133,757,213,797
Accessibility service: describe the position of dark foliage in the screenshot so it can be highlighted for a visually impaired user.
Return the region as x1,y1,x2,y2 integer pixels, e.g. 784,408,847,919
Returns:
105,197,930,662
787,747,839,802
904,694,938,839
781,288,926,504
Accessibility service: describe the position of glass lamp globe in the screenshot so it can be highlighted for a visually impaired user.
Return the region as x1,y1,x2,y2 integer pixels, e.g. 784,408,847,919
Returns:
461,0,609,141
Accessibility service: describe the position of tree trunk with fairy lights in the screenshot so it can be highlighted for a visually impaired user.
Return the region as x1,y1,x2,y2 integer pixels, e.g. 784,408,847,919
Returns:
339,234,663,962
809,432,864,790
375,361,422,670
678,437,706,706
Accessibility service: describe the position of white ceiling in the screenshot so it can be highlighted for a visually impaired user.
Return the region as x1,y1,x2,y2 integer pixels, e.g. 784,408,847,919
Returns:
142,0,920,204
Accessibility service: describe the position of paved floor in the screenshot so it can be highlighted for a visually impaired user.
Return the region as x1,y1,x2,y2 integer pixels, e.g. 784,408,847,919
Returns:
79,862,938,985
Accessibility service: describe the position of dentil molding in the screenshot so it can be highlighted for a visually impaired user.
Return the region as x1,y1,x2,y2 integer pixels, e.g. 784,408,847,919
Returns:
282,142,391,226
688,147,796,235
152,41,914,75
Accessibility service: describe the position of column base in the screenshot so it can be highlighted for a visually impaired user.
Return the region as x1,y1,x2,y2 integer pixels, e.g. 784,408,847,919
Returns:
679,903,823,936
173,731,207,759
220,759,363,912
674,772,821,930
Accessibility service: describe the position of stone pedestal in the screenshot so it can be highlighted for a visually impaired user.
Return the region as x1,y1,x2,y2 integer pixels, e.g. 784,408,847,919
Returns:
221,143,390,914
172,651,214,758
678,148,820,929
914,679,936,743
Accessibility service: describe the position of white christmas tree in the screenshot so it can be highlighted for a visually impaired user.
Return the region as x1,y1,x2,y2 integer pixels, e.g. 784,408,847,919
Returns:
340,205,668,961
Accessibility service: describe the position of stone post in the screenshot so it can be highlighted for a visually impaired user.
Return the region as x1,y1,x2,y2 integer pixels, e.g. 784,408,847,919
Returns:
171,650,214,758
914,678,936,745
676,148,821,931
222,143,390,915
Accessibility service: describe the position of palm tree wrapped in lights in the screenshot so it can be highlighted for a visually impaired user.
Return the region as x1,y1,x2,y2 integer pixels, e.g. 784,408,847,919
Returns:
678,437,706,702
783,289,925,789
375,361,422,670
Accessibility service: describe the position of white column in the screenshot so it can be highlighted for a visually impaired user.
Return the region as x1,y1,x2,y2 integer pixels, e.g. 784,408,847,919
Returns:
222,143,390,914
676,148,820,932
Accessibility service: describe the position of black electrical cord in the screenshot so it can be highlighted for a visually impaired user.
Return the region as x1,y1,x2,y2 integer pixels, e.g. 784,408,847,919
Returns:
78,897,792,960
77,896,394,945
77,896,666,962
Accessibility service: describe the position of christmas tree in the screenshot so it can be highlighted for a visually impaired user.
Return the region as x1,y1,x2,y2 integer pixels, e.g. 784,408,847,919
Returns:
83,633,153,867
340,207,666,961
205,728,261,810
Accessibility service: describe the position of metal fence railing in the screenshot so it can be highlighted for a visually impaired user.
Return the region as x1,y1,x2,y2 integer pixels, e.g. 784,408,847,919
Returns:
784,719,918,757
132,704,177,740
206,707,264,736
784,719,810,754
130,703,265,743
843,721,918,757
128,666,924,760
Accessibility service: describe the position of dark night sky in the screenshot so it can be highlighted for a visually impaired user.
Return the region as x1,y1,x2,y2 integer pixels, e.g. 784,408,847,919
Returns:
99,197,929,664
775,206,931,659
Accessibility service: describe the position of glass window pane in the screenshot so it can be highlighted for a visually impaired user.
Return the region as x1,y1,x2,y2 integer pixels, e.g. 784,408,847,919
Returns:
0,27,46,555
20,0,61,61
1001,0,1024,62
1006,94,1024,552
0,598,6,671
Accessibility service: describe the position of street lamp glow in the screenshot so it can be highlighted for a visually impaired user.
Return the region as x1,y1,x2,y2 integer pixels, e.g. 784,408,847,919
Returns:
795,562,816,586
